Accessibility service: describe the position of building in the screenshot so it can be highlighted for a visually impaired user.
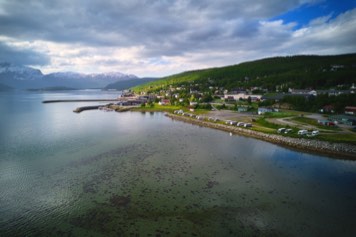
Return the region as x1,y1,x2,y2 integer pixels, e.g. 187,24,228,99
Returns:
320,105,335,114
224,93,262,101
345,106,356,115
237,107,248,112
330,115,356,126
289,88,317,96
158,99,170,105
258,107,274,115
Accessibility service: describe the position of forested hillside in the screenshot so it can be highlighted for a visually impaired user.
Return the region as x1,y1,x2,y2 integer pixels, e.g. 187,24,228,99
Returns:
133,54,356,93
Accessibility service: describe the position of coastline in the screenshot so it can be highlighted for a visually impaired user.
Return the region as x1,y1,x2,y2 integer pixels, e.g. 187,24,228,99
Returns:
67,102,356,160
165,113,356,160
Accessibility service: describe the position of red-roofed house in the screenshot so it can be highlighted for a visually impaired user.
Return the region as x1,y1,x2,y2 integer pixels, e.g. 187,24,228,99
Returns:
158,99,171,106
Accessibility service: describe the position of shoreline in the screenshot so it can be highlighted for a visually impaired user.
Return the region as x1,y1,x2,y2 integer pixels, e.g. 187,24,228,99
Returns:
165,113,356,160
68,102,356,160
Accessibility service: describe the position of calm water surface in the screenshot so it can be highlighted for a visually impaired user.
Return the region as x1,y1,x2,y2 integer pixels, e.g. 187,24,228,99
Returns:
0,91,356,237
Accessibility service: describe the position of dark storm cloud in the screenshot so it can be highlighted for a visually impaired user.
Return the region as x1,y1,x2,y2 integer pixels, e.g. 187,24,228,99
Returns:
0,0,313,49
0,42,50,66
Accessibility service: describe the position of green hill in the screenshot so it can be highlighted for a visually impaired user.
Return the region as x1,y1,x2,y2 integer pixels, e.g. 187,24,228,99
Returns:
133,53,356,93
104,78,158,90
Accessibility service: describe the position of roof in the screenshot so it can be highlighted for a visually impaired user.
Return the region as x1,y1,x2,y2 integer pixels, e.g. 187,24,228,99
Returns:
330,114,356,121
261,93,286,100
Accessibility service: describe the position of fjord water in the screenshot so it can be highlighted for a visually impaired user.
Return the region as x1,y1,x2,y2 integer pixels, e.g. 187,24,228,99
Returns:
0,91,355,237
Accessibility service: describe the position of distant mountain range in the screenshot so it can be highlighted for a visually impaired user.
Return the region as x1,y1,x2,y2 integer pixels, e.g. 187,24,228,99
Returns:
0,62,152,90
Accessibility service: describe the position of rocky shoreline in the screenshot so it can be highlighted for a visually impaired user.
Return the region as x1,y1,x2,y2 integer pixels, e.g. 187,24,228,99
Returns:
166,113,356,160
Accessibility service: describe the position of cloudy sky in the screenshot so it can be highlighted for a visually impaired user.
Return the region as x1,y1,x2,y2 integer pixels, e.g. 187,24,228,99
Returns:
0,0,355,77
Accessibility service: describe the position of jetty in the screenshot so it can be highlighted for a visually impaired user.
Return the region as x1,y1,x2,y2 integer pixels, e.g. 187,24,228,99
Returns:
43,99,119,103
73,105,102,113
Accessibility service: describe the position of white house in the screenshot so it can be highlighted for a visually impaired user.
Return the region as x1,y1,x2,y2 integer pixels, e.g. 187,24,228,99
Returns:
258,107,274,115
224,93,262,101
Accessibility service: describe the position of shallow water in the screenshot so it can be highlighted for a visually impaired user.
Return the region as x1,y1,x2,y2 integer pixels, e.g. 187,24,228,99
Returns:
0,91,356,236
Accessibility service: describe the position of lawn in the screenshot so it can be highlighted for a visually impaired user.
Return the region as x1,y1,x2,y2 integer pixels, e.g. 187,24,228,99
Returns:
291,117,341,131
263,110,302,118
132,104,182,113
318,133,356,145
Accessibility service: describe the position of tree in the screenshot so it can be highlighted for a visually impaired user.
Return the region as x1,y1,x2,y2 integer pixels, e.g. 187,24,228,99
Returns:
247,96,252,104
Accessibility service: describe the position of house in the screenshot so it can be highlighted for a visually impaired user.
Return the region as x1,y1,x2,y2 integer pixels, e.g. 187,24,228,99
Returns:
320,105,335,114
258,107,274,115
331,65,344,71
250,96,261,102
237,107,248,112
345,106,356,115
329,115,356,126
289,88,317,96
317,89,350,96
224,93,262,101
120,92,135,98
158,99,170,105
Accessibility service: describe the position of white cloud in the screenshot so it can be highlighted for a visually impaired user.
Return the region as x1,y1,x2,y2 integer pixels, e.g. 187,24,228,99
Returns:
290,9,356,54
0,1,355,77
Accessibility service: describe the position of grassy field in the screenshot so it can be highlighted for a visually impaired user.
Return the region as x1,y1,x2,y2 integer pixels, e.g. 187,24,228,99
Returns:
263,110,304,118
318,133,356,145
131,104,182,113
291,117,341,131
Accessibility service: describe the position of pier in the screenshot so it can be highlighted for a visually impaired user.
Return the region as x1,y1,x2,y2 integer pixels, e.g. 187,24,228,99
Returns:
43,99,119,103
73,105,102,113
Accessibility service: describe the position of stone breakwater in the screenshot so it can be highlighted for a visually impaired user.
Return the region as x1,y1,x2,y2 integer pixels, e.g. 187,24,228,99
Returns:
166,113,356,160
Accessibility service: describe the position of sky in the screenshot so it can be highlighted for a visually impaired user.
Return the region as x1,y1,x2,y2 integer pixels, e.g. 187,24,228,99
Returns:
0,0,355,77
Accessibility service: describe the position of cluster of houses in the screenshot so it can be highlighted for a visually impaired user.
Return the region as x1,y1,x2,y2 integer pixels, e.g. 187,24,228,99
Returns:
127,81,356,129
262,86,356,102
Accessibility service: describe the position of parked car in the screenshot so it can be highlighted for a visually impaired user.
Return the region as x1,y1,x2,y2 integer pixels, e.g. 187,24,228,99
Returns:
244,123,252,128
225,120,232,125
311,130,319,136
237,122,245,127
277,128,286,133
298,130,308,135
284,129,293,134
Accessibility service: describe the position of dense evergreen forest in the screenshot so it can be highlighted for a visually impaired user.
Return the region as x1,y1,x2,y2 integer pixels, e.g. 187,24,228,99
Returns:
134,53,356,93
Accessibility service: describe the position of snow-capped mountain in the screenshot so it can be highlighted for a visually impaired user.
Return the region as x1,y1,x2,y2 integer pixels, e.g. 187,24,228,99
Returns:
44,71,138,88
0,62,43,80
0,62,139,89
0,62,44,89
88,72,138,79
